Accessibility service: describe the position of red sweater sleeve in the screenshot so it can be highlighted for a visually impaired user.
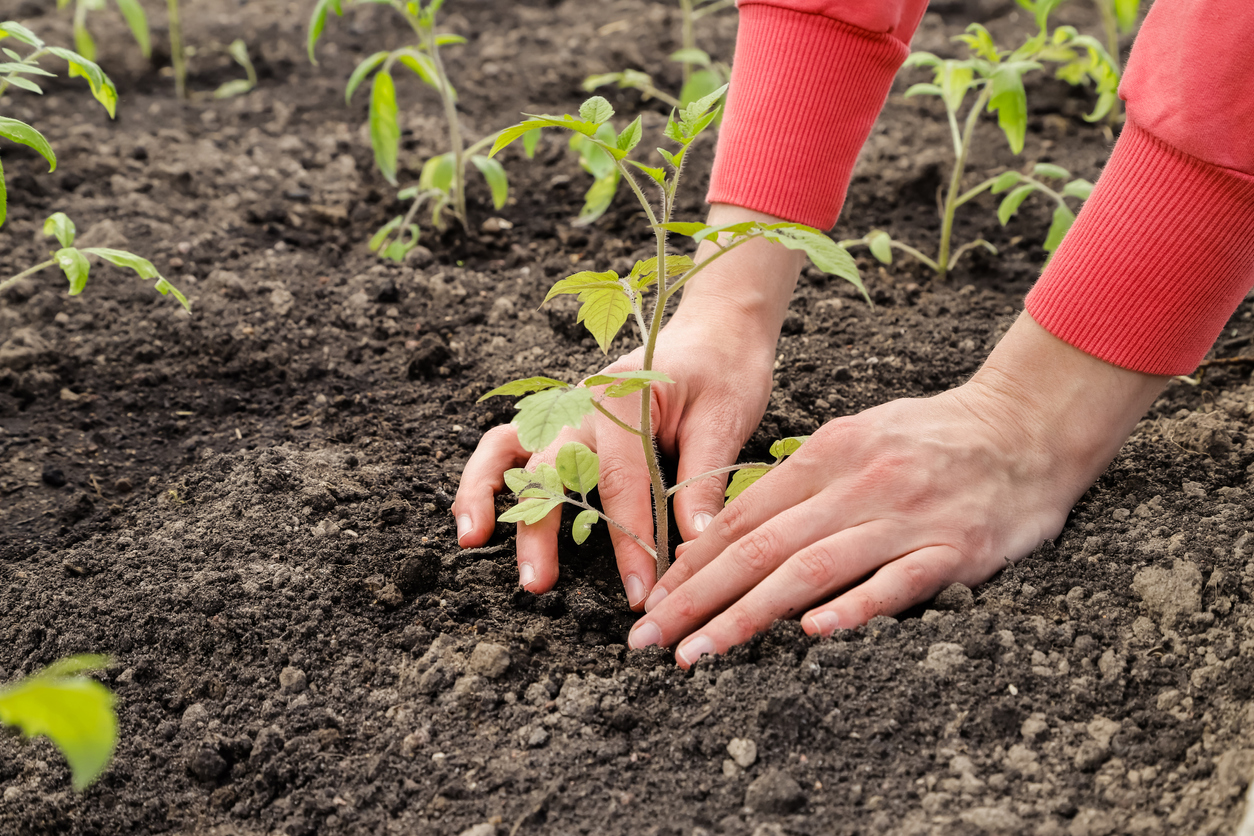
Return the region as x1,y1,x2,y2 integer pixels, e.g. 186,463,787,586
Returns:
706,1,928,229
1024,1,1254,375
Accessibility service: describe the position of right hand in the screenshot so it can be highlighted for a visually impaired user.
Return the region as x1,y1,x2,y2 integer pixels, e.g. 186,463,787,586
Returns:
451,205,805,609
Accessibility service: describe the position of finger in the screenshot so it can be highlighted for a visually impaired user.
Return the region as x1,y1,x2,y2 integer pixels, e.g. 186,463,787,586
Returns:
671,403,744,543
451,425,530,548
801,545,976,635
635,495,848,641
515,501,564,594
665,520,909,668
595,399,661,611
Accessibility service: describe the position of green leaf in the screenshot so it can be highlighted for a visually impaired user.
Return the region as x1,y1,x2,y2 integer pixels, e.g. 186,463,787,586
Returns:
0,116,56,171
577,288,634,354
761,225,868,304
0,20,45,48
628,255,694,290
542,270,620,305
556,442,599,495
470,155,509,209
346,50,389,103
1043,203,1075,253
0,157,6,227
0,656,117,791
986,64,1034,154
80,247,158,278
369,69,400,185
498,496,563,525
658,221,708,237
579,96,614,125
989,171,1023,193
902,51,941,69
768,436,809,459
418,152,455,195
1062,178,1093,200
1114,0,1139,31
73,21,97,62
571,508,598,545
669,47,711,66
45,47,117,117
570,127,616,179
478,376,570,402
584,370,674,398
903,82,942,99
55,247,90,295
997,184,1038,224
956,23,1000,63
489,116,598,158
681,83,728,126
616,115,643,154
115,0,151,58
522,127,541,158
678,68,723,112
369,215,403,251
395,48,453,99
866,230,893,265
513,387,596,452
307,0,344,63
435,33,466,46
213,79,254,99
3,76,43,94
938,62,974,112
574,173,619,226
626,160,665,188
1031,163,1069,180
43,212,76,247
725,467,770,504
657,146,679,169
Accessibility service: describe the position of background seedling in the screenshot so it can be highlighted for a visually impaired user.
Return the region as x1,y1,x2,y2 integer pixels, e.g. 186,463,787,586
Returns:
0,21,117,229
0,213,190,317
1087,0,1139,75
56,0,151,64
310,0,517,261
481,92,867,577
0,655,117,791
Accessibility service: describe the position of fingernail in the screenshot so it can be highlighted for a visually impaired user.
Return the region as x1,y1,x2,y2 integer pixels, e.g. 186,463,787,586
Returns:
804,611,841,636
643,585,667,612
677,635,715,666
624,574,646,607
456,514,472,544
628,621,662,650
693,513,713,533
519,563,536,588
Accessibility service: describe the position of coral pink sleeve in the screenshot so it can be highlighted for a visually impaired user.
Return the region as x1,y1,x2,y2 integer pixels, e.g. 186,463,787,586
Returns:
706,1,928,229
1025,0,1254,375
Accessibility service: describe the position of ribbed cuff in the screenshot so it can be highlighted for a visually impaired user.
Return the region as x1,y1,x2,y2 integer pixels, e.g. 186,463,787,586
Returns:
706,4,912,230
1026,123,1254,376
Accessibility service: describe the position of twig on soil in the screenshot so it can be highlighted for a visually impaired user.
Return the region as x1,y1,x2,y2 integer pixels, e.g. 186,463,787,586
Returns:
458,542,511,557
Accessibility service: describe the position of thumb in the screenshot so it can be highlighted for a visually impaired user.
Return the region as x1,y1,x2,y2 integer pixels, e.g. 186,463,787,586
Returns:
671,410,743,543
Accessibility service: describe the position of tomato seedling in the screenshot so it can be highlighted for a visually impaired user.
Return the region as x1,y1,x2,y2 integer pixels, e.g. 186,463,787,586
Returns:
0,213,190,313
310,0,520,261
0,655,117,791
480,92,866,577
0,21,118,230
56,0,151,64
868,11,1115,280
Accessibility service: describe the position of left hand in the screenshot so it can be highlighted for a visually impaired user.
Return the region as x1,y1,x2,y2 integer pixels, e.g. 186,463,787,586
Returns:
628,312,1170,667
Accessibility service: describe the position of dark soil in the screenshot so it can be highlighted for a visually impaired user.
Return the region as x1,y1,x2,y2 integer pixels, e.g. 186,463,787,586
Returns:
3,1,1254,835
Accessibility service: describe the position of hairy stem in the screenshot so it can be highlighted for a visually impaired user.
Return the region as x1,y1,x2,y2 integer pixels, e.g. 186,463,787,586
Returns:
666,462,773,497
592,401,644,437
0,259,55,296
167,0,186,100
937,85,992,282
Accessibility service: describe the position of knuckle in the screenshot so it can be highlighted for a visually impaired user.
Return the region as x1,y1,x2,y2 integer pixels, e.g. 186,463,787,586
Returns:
723,606,761,642
889,557,935,604
595,457,637,498
792,542,839,588
667,589,701,623
734,527,780,573
712,498,751,542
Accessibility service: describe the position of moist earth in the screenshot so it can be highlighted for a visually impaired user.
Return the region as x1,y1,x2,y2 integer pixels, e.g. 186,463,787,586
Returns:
3,1,1254,834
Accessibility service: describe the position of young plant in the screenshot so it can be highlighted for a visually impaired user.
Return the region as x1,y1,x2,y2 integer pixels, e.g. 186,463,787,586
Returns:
0,655,117,791
479,92,867,578
56,0,151,64
870,11,1116,281
310,0,517,261
1087,0,1139,74
989,162,1092,258
0,21,118,229
0,212,190,311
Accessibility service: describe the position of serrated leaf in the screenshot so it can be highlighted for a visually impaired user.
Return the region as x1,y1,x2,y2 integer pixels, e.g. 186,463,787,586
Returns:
681,83,728,126
626,160,665,188
579,96,613,125
307,0,344,63
80,247,158,278
761,225,868,304
470,155,508,209
1043,204,1075,253
628,255,694,290
1062,178,1093,200
725,466,770,503
478,376,570,402
0,116,56,171
678,68,722,112
542,270,620,305
576,288,634,354
43,212,76,247
956,23,999,63
997,184,1038,224
768,436,809,459
115,0,151,57
556,442,599,495
571,508,598,545
986,64,1032,154
616,115,643,154
55,247,90,295
369,69,400,185
990,171,1023,194
0,657,116,791
513,387,596,452
1031,162,1069,180
498,497,563,525
346,50,389,103
866,230,893,265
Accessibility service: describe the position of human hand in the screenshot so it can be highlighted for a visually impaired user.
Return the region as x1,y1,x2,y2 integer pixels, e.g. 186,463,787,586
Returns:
451,205,805,609
629,313,1170,667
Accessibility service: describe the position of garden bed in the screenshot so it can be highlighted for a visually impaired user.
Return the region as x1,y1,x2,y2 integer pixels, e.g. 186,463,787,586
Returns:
3,0,1254,834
